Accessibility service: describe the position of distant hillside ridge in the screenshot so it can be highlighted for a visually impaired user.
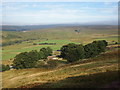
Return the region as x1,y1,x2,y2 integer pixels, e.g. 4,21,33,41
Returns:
1,25,118,31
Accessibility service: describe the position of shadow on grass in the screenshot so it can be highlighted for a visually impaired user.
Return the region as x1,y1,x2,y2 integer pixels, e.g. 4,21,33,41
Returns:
17,70,120,88
36,60,68,69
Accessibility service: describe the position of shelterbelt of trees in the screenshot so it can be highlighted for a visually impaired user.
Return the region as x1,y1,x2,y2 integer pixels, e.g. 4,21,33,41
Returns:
60,40,108,62
1,40,108,71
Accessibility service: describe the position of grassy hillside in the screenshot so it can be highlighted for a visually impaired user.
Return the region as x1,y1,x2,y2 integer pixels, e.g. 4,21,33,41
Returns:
2,26,118,61
2,25,118,43
2,49,119,88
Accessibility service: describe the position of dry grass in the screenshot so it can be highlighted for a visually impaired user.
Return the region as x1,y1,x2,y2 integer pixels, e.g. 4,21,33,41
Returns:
1,49,119,88
18,64,119,88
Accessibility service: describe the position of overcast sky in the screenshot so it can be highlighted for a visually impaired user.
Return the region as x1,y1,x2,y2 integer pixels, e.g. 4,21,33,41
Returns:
2,2,118,25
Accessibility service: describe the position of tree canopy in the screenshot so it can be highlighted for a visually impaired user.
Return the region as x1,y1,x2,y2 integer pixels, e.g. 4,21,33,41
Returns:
74,30,80,33
60,43,84,62
13,47,52,69
60,40,108,62
1,64,10,72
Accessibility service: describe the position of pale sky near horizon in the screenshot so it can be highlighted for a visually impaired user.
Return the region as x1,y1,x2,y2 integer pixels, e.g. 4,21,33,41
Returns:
2,2,118,25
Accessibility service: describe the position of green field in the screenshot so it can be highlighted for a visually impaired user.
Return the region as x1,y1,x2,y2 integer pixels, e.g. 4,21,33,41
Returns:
2,39,79,60
2,26,118,61
37,39,79,44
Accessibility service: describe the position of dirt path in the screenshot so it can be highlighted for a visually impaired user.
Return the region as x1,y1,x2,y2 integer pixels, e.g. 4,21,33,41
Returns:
27,62,96,78
70,62,95,68
10,61,117,82
4,63,118,88
10,62,95,81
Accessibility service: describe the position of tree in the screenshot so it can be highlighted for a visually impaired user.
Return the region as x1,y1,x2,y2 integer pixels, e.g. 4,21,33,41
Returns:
46,47,52,56
1,64,10,72
28,50,40,60
12,47,52,69
76,44,85,59
84,43,99,58
38,51,45,59
92,40,108,53
60,43,84,62
115,42,118,44
33,43,37,45
74,30,80,33
84,40,108,58
40,47,52,59
13,51,39,69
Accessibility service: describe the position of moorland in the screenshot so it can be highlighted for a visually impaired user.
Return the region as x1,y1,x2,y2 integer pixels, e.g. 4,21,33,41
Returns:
1,25,119,88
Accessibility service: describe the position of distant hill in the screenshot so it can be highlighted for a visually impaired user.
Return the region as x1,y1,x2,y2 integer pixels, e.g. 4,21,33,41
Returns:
1,24,118,31
1,24,78,31
2,25,58,31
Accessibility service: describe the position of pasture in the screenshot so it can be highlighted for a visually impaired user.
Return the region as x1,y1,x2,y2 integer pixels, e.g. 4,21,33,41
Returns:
2,26,118,61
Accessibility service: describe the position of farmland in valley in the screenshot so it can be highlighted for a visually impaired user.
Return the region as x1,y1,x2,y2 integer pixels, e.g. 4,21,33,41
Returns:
2,25,118,61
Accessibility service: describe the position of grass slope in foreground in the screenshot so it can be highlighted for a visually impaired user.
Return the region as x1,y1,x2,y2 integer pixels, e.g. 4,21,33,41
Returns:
2,49,119,88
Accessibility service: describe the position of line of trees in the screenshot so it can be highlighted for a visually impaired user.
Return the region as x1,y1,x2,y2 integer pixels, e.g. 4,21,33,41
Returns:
33,43,56,45
12,47,52,69
60,40,108,62
2,38,38,47
60,43,84,62
2,40,108,71
2,40,23,46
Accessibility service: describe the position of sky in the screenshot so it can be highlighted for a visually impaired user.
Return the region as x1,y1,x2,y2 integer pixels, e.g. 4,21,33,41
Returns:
1,2,118,25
